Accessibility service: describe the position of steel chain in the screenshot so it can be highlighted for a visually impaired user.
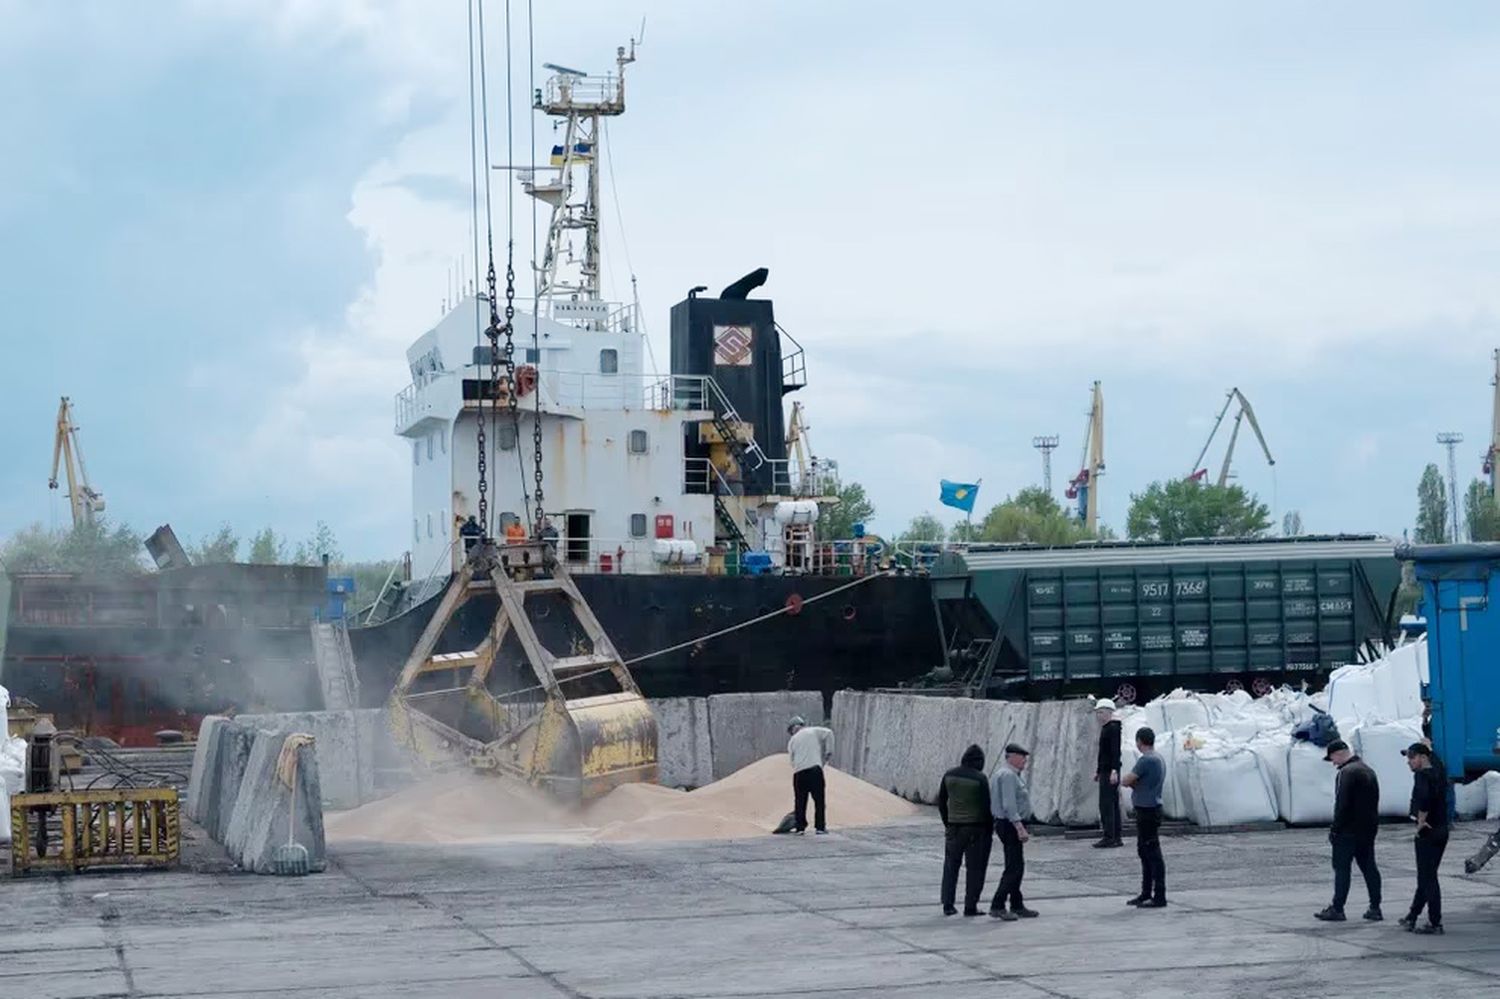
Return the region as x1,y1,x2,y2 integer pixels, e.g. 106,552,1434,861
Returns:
501,243,527,530
477,255,501,537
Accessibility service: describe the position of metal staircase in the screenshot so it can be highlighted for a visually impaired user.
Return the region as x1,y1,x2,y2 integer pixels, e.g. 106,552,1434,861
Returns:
703,377,768,472
311,621,360,711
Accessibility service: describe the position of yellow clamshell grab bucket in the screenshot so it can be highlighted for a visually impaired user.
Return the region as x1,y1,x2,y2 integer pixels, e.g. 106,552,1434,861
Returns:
388,540,658,805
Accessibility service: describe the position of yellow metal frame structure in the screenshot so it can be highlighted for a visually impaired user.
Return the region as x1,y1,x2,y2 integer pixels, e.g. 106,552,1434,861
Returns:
388,540,658,803
9,787,180,874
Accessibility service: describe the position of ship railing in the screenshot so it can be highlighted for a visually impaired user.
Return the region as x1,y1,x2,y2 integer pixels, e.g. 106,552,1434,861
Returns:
683,457,712,495
645,374,710,412
777,323,807,392
541,72,623,113
683,457,803,500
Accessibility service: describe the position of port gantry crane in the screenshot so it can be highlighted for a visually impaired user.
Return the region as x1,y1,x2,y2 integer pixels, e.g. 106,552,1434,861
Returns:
49,396,105,528
1188,387,1275,487
1065,381,1105,532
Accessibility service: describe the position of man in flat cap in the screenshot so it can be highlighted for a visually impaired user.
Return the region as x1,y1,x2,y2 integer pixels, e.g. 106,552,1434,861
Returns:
989,743,1039,920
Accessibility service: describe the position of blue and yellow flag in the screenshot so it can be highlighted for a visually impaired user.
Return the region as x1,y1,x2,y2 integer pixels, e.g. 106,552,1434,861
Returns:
939,480,979,513
549,142,595,166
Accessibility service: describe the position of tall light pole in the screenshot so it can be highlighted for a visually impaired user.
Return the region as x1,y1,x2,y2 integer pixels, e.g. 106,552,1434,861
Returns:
1032,435,1059,496
1438,431,1465,541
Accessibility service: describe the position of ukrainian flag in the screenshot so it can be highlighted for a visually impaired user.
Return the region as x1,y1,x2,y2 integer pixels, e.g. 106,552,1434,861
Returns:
549,142,595,166
940,480,979,513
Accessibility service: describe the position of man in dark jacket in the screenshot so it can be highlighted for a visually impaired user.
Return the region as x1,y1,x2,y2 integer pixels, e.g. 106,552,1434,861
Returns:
1316,739,1382,922
1401,742,1448,934
937,744,993,916
1093,698,1124,848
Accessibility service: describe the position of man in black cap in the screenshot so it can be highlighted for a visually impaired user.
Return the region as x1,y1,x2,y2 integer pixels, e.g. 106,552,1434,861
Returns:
1401,741,1449,934
937,744,993,916
1316,739,1382,922
989,743,1039,920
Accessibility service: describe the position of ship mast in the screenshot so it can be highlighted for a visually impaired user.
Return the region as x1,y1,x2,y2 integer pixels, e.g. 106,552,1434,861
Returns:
521,39,637,329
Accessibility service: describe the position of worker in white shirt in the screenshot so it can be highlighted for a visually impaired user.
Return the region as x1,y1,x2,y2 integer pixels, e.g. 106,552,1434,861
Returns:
787,716,834,835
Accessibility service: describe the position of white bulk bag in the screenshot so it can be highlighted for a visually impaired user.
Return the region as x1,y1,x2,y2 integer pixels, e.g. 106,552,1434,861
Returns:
1178,740,1279,827
1374,641,1425,722
0,782,8,844
1208,689,1254,719
1155,732,1190,820
1281,740,1337,825
1145,692,1211,736
1486,772,1500,821
0,736,24,796
1327,663,1380,729
1455,777,1489,819
1350,720,1422,817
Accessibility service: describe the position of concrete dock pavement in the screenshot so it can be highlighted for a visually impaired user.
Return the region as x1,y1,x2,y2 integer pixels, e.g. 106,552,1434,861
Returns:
7,817,1500,997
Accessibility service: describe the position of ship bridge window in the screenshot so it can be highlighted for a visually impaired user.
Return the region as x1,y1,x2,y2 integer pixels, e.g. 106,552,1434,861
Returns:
498,424,518,450
440,427,448,454
426,433,435,460
426,513,433,538
412,441,420,466
599,348,618,374
628,429,648,454
526,347,540,364
630,513,648,538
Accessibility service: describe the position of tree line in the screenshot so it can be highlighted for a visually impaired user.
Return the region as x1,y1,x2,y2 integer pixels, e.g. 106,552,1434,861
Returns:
0,520,400,602
1412,464,1500,544
892,479,1276,545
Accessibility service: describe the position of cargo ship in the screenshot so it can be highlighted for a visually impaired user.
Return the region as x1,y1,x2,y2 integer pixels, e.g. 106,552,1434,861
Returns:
344,44,942,705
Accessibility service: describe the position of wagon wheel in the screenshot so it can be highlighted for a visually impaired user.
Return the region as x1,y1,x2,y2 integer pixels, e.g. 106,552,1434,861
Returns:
1114,682,1138,706
1250,675,1274,698
1223,678,1243,694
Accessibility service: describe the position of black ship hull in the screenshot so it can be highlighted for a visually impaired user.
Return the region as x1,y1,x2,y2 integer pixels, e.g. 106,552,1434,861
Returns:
3,569,941,744
348,572,942,708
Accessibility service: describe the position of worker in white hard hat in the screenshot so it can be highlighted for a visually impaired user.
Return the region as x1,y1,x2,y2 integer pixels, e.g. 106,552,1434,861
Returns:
1092,698,1124,848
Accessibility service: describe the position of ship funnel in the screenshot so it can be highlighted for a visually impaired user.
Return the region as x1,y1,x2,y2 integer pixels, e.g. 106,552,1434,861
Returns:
719,267,768,300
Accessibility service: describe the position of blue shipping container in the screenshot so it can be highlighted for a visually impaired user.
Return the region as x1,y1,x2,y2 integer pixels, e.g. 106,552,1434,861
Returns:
1404,542,1500,776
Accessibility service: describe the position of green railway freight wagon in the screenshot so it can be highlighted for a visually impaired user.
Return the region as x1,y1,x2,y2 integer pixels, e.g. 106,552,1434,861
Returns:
930,535,1403,703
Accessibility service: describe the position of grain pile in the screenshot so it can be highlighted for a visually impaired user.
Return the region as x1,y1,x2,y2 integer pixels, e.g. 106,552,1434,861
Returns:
325,753,918,845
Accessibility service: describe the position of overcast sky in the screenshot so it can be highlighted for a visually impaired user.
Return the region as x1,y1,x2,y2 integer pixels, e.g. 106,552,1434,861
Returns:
4,1,1500,559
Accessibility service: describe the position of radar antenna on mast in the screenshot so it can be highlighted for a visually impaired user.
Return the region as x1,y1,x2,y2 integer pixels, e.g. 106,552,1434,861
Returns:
510,34,640,324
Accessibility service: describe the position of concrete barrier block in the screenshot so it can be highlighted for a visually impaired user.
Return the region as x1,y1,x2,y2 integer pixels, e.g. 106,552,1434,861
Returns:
206,720,255,843
827,693,1099,825
650,697,712,789
236,740,327,875
221,728,326,874
238,710,373,810
184,715,227,824
708,691,824,780
224,728,284,860
1056,701,1102,827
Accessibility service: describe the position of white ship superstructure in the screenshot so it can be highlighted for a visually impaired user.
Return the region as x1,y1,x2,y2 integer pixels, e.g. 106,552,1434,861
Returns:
395,43,833,587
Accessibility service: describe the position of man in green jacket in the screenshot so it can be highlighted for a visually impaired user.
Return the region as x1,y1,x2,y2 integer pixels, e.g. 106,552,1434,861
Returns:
937,744,993,916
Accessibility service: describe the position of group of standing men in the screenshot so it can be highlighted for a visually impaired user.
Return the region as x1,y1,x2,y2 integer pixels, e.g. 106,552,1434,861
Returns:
934,699,1453,932
936,701,1168,918
1316,737,1449,934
